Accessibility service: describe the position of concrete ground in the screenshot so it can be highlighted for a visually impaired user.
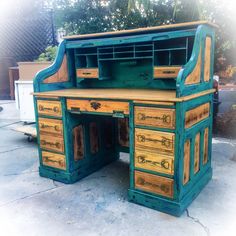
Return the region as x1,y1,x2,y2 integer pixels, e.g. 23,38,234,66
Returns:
0,101,236,236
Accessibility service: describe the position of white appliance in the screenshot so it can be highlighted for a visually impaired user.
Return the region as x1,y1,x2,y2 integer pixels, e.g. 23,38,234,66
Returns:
15,81,35,122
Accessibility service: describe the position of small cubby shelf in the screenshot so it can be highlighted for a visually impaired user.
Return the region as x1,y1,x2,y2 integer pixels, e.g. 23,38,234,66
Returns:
74,36,194,80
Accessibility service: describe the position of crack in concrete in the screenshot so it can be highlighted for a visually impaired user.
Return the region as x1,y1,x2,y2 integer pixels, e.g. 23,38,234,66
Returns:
0,185,65,208
0,121,22,128
186,209,210,236
2,170,39,177
0,146,28,154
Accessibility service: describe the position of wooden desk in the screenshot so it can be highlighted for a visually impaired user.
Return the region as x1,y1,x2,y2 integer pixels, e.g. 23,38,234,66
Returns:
33,22,216,216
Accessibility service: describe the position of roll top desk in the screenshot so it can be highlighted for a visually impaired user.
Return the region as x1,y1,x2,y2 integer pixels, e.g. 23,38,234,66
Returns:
33,21,216,216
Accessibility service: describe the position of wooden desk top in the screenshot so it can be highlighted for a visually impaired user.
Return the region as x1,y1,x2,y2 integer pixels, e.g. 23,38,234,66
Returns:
33,88,215,102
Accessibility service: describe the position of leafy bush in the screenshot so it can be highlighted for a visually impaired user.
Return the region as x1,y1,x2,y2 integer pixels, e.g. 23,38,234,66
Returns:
36,46,58,62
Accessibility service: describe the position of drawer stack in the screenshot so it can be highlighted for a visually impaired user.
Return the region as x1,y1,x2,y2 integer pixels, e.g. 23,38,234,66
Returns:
37,100,66,170
133,105,176,199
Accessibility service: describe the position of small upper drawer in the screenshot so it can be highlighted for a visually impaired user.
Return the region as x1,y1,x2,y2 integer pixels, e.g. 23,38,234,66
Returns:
135,149,174,175
135,128,175,155
40,134,64,153
67,99,129,116
38,118,63,136
154,66,181,79
76,68,99,78
134,106,175,129
135,170,174,198
42,151,66,170
37,100,62,117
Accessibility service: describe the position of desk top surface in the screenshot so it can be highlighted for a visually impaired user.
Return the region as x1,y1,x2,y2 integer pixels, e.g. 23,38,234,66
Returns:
33,88,215,102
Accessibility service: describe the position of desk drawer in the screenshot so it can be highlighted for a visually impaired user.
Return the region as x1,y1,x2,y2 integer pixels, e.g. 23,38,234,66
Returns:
76,68,99,78
135,149,174,175
67,99,129,115
40,134,64,153
42,151,66,170
134,107,175,129
37,100,62,117
154,66,181,79
135,170,174,198
39,118,63,136
135,128,175,155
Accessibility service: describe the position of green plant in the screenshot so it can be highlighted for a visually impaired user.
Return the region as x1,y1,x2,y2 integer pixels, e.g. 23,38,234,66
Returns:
36,46,58,62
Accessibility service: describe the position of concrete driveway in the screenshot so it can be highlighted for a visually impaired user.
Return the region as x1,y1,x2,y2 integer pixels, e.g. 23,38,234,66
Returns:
0,101,236,236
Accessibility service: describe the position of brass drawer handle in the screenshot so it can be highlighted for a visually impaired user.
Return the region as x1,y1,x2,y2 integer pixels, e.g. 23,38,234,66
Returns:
90,101,101,110
138,113,171,124
40,124,60,131
82,72,92,75
41,140,61,148
162,70,176,74
137,177,170,194
137,155,170,170
39,105,59,113
137,135,172,148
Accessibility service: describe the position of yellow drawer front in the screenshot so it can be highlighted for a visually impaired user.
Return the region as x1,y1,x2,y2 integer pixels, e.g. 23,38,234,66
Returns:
37,100,62,117
135,149,174,175
42,151,66,170
76,68,99,78
134,106,175,129
40,134,64,153
135,170,174,198
67,99,129,115
135,128,175,155
38,118,63,136
185,103,210,129
154,66,181,79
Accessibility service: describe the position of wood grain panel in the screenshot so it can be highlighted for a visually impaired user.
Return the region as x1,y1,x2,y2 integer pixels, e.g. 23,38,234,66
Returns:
135,128,175,155
185,103,210,129
203,127,209,165
194,133,200,174
43,55,69,83
183,140,190,185
185,49,201,85
37,100,62,117
154,66,181,79
135,149,174,175
67,99,129,115
90,122,99,154
42,151,66,170
135,171,174,198
38,118,63,136
77,68,99,78
40,134,64,153
135,107,175,129
118,118,129,147
204,37,211,82
73,125,84,161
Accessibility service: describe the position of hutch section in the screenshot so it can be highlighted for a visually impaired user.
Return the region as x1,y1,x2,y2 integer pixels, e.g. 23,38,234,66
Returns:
33,22,216,216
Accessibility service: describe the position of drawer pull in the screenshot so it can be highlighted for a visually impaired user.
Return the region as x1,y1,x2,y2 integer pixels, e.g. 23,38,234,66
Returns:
90,101,101,110
163,70,176,74
138,113,171,124
43,155,65,168
137,177,170,194
137,135,172,148
41,140,61,148
82,72,92,75
39,105,59,113
137,155,170,170
40,124,60,131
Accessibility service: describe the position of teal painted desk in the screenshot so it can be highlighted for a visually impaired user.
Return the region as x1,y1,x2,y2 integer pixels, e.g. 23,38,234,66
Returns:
33,21,216,216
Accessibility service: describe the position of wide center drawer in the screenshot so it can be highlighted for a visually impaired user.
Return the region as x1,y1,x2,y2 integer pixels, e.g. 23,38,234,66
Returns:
135,128,175,155
67,99,129,115
37,100,62,117
135,170,174,198
134,106,175,129
40,134,64,153
135,149,174,175
38,118,63,136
